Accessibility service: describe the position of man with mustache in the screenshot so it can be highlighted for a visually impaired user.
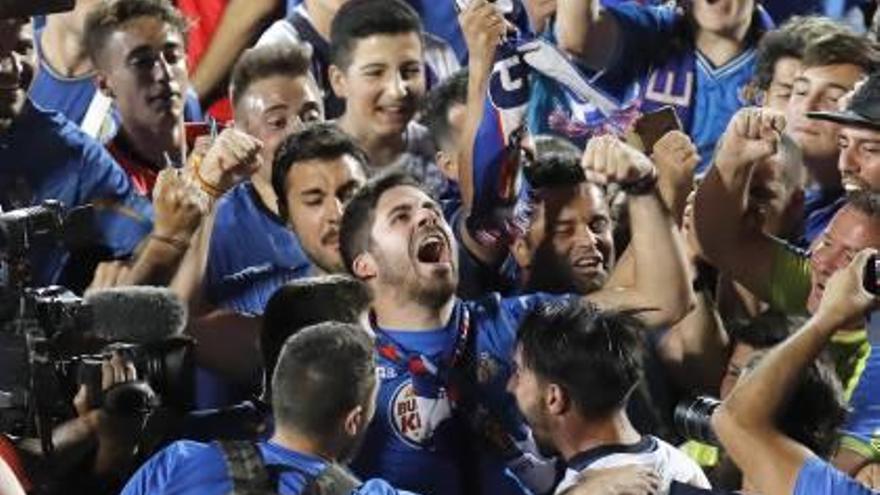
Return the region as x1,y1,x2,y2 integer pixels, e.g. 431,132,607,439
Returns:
340,132,692,494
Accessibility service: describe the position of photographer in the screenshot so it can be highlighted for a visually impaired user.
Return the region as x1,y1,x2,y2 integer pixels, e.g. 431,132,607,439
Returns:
711,248,880,495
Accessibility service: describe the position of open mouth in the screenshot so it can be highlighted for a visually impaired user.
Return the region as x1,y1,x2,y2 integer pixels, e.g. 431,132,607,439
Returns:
572,256,603,271
416,234,450,264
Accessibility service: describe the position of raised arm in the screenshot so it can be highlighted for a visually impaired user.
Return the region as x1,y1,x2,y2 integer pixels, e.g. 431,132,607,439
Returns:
583,135,694,328
555,0,620,69
455,0,516,266
711,249,877,495
693,108,784,301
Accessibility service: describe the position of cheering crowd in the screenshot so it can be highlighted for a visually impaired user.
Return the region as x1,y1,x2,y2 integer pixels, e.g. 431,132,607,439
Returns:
2,0,880,493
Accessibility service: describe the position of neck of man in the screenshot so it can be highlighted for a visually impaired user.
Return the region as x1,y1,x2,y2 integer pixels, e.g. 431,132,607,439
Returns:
554,409,642,463
303,0,335,41
119,119,185,168
41,9,94,78
271,426,338,462
695,20,752,68
337,115,406,169
251,164,279,215
803,154,843,192
371,289,455,331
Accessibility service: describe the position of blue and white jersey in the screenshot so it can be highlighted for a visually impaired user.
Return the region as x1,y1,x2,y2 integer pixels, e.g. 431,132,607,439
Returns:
794,457,874,495
352,292,575,495
690,49,757,175
0,100,152,287
121,440,417,495
205,182,313,316
555,436,710,495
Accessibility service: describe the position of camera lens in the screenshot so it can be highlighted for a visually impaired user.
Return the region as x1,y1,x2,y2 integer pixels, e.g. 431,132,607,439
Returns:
674,396,722,445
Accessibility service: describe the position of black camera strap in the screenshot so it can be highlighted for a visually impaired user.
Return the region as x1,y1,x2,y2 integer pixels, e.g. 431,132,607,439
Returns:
217,440,362,495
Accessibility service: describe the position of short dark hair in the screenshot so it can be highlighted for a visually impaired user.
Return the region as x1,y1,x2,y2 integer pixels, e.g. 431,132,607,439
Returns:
419,70,468,150
339,171,422,275
84,0,188,67
742,353,845,458
753,16,849,91
262,274,372,377
848,191,880,218
802,30,880,73
725,311,798,350
517,301,644,418
329,0,423,70
272,322,376,440
230,43,312,110
271,122,369,220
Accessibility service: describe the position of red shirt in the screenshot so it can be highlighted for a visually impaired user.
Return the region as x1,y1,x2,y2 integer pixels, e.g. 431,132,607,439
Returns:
106,134,160,198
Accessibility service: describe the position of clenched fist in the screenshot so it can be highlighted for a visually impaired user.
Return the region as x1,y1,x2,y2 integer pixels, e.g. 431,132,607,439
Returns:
459,0,508,73
193,128,263,196
582,134,656,188
153,168,207,242
716,107,786,171
652,130,699,223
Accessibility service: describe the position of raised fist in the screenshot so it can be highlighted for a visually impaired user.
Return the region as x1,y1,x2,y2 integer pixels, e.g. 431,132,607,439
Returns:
153,168,207,242
459,0,509,72
193,128,263,196
716,107,786,170
581,134,656,187
652,130,699,222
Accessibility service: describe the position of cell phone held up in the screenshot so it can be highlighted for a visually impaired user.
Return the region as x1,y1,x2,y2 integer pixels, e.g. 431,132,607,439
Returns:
628,106,683,155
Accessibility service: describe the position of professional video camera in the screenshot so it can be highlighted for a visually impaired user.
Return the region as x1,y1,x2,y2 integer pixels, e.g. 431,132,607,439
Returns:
0,201,194,455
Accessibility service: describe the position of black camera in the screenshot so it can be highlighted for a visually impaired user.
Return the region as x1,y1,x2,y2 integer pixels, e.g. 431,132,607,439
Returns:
674,396,722,446
865,254,879,296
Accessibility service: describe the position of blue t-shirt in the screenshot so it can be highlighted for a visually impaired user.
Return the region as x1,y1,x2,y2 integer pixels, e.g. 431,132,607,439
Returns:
351,292,576,495
0,100,152,287
794,457,876,495
205,182,312,316
121,440,416,495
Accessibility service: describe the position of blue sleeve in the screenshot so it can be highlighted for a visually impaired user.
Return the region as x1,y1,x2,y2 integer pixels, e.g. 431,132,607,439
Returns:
76,138,152,256
121,440,230,495
794,457,875,495
357,479,422,495
602,3,680,81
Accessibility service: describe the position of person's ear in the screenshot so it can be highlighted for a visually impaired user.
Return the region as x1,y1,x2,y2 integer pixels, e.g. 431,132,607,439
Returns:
511,236,532,270
94,72,115,99
353,252,377,280
329,64,348,99
546,383,568,415
343,404,364,437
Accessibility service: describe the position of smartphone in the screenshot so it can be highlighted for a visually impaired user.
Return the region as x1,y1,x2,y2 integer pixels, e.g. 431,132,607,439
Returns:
634,106,683,155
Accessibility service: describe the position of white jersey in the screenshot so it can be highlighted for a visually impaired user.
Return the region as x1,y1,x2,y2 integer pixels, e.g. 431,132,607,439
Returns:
555,436,711,495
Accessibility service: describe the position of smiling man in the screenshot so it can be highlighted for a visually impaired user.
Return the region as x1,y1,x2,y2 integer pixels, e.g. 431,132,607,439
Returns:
341,131,691,495
329,0,446,198
84,0,191,196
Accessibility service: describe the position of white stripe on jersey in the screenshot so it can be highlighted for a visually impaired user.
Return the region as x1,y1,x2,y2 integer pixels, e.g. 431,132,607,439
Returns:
554,436,710,495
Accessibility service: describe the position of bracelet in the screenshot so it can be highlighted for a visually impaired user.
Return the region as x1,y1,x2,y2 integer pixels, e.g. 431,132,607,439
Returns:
620,168,658,196
150,234,190,253
190,155,224,199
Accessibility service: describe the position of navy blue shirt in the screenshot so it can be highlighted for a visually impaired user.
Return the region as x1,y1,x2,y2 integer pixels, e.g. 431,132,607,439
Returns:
0,100,152,286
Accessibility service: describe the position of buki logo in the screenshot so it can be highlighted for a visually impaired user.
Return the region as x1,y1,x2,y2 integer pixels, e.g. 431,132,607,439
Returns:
388,380,452,448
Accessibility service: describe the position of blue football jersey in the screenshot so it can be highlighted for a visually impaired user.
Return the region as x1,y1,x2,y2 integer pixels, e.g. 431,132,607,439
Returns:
351,293,576,495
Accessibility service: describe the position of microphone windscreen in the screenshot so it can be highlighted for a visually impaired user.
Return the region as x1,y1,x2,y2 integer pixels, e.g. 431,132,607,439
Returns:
84,286,187,343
